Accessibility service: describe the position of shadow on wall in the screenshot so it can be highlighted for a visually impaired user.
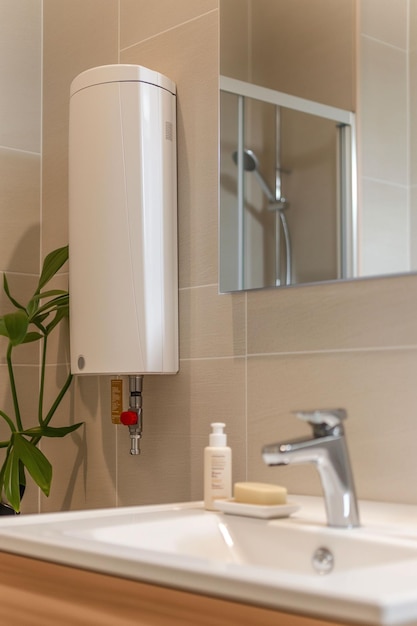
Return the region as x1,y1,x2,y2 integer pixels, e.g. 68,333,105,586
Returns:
6,224,40,274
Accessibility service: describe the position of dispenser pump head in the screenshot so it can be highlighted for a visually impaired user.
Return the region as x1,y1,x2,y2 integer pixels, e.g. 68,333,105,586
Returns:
209,422,227,446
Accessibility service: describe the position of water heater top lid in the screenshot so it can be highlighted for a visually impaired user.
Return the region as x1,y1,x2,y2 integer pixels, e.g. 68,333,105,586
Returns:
70,64,176,98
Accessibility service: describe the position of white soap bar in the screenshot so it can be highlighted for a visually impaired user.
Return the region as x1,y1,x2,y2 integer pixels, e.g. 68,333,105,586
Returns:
234,482,287,505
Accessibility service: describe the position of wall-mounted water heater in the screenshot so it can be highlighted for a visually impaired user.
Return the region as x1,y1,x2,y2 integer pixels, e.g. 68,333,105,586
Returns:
68,64,178,377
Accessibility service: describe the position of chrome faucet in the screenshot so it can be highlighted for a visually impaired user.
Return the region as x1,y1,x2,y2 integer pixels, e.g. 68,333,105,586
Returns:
262,409,360,528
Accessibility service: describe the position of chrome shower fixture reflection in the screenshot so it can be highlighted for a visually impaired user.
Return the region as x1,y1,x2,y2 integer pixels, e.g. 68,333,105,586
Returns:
232,148,287,209
232,147,292,285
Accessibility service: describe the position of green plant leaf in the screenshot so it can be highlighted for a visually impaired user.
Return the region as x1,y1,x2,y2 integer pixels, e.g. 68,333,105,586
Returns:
31,301,69,334
0,246,74,511
0,317,7,339
30,289,68,303
22,331,43,344
29,289,68,305
45,307,68,335
27,290,68,319
34,293,69,317
36,245,69,292
26,296,38,319
12,434,52,497
0,409,16,433
0,457,6,497
23,423,83,438
31,313,49,332
0,310,29,345
19,462,26,493
3,274,24,311
3,447,21,512
0,453,26,512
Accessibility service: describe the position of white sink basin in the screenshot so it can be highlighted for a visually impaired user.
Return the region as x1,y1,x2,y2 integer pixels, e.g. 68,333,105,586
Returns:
0,496,417,625
66,507,417,575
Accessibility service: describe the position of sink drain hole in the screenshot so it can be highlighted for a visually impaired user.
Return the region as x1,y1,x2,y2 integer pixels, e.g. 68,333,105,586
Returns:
312,546,334,575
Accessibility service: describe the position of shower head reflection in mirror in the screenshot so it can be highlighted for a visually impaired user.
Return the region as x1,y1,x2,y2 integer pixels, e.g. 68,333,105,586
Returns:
219,77,356,292
231,147,291,286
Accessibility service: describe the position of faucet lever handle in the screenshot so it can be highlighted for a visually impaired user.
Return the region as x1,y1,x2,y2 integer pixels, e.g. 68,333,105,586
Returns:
293,408,347,434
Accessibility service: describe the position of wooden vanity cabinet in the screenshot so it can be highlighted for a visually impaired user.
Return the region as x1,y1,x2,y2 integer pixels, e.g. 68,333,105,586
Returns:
0,551,348,626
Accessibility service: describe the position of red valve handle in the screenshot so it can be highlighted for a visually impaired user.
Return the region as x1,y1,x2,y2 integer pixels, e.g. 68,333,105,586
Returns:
120,411,138,426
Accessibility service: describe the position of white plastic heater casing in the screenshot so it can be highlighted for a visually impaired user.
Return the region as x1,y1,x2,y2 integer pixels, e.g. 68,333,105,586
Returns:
68,65,178,375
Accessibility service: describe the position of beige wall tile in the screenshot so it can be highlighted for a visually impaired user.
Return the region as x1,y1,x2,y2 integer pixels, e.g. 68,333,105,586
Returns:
114,358,246,505
137,371,190,439
247,349,417,505
360,0,408,48
120,0,218,49
42,0,119,254
116,433,191,506
220,0,356,120
220,0,250,80
180,286,245,359
41,373,117,512
116,368,192,506
0,148,40,273
185,358,246,500
361,179,409,276
121,11,219,288
359,36,407,185
0,0,41,152
117,356,245,504
251,0,356,110
247,274,417,355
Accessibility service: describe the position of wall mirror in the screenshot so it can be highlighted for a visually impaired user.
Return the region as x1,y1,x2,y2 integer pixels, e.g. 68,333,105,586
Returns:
219,0,417,292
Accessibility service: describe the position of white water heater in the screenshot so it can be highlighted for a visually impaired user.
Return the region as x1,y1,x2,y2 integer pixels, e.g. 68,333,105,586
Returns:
69,64,178,375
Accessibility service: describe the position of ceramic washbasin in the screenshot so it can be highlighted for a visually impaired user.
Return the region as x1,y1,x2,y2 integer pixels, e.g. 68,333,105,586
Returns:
0,496,417,625
63,506,417,576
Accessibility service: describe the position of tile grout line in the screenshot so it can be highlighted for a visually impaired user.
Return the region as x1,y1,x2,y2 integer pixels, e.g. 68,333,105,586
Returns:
178,343,417,362
179,283,218,291
119,8,218,54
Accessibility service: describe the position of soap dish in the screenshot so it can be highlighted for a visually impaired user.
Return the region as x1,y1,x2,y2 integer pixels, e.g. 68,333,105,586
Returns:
213,499,300,519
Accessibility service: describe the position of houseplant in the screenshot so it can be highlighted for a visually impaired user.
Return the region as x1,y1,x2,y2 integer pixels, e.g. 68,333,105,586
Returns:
0,245,82,513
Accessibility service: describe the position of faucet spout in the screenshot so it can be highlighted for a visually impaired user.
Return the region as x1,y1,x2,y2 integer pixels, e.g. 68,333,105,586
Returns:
262,409,360,528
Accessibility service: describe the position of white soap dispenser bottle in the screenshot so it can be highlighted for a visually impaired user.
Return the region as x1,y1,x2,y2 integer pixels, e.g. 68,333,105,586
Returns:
204,422,232,510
